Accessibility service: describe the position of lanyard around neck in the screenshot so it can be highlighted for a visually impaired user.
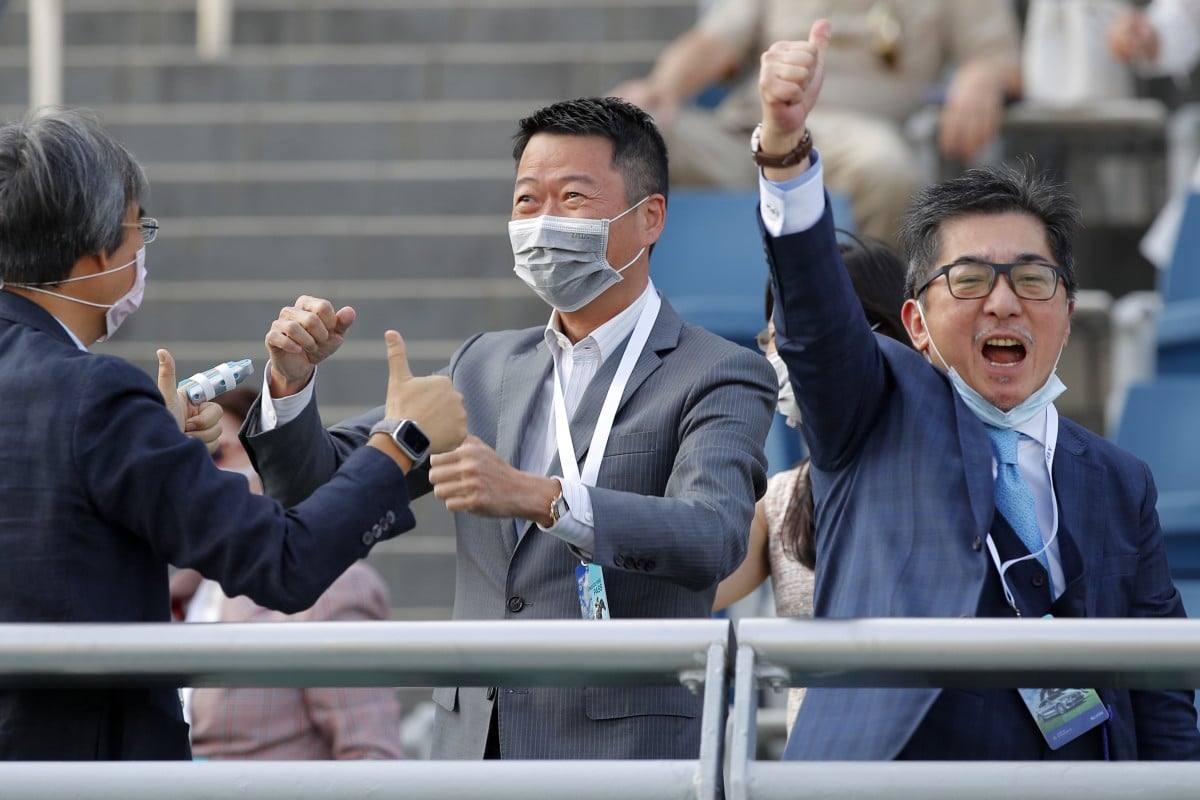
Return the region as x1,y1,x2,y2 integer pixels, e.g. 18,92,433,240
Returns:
551,292,661,487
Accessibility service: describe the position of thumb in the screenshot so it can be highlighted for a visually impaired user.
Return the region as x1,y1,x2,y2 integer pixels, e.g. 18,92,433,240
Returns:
156,348,178,400
333,305,356,337
386,330,413,380
809,18,832,51
809,18,831,75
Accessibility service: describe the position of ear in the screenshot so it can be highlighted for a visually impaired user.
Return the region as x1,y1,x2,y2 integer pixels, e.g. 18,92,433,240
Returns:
901,297,931,355
640,193,667,248
69,250,109,280
1062,296,1074,348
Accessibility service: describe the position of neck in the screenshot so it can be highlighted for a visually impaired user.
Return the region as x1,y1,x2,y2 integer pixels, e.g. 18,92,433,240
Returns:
557,272,649,344
5,285,101,346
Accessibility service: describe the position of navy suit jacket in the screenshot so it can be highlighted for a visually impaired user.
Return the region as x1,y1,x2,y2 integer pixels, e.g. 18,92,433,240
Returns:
762,200,1200,760
0,291,414,760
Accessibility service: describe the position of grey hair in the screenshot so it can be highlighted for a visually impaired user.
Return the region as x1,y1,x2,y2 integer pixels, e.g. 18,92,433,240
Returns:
0,107,148,285
900,162,1081,302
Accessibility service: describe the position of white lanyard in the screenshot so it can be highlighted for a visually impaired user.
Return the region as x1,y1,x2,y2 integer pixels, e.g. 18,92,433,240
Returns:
551,292,661,486
985,405,1061,614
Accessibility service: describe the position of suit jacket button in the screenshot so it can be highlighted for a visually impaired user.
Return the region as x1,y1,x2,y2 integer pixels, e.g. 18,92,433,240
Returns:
506,596,525,613
1032,573,1046,588
972,537,983,552
486,686,497,701
614,555,625,567
644,560,656,571
361,531,374,546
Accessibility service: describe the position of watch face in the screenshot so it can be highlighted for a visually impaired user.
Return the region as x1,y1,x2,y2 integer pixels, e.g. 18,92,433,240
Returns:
397,421,431,456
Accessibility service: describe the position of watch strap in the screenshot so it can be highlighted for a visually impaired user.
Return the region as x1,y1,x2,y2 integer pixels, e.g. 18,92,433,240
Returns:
369,417,430,464
752,125,813,169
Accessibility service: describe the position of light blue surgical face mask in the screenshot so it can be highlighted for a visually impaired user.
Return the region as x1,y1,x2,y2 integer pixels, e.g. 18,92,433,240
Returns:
915,301,1066,429
509,197,649,312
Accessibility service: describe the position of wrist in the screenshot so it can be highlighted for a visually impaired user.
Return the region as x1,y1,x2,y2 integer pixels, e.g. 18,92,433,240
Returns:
542,477,568,528
267,363,314,399
367,433,415,474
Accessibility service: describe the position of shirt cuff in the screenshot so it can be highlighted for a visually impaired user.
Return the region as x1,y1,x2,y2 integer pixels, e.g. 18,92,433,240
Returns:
758,148,825,238
537,477,595,557
258,363,317,432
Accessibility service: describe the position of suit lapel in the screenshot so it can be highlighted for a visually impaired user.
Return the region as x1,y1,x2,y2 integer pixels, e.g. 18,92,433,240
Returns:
497,339,552,555
952,391,997,537
1051,421,1104,615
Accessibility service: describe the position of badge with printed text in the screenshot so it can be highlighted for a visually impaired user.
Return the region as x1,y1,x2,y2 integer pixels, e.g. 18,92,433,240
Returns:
574,563,610,620
1018,686,1109,749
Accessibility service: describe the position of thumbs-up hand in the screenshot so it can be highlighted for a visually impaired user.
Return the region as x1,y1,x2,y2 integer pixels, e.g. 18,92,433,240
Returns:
156,348,222,453
757,20,831,172
382,331,466,456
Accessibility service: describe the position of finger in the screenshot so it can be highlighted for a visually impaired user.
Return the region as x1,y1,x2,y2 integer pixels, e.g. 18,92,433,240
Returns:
809,18,831,70
185,402,223,437
156,348,178,402
386,330,413,380
333,306,357,337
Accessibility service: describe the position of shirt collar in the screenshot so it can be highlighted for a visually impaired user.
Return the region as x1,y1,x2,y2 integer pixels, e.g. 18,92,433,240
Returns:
1014,405,1051,449
543,279,657,365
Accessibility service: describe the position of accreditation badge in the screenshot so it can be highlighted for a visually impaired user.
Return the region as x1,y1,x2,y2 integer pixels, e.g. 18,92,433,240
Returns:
574,562,610,620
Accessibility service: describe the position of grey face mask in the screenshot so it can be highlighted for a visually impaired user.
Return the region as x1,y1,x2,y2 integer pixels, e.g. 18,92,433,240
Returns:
508,197,648,312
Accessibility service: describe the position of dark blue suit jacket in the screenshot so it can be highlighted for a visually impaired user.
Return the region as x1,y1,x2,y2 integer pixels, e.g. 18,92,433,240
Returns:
763,200,1200,760
0,291,415,760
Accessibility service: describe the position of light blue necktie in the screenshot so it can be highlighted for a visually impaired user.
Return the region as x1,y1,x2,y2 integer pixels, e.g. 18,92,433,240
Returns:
985,426,1048,568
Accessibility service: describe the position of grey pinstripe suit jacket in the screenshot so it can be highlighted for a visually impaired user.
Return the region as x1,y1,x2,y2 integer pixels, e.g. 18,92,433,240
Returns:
243,295,776,759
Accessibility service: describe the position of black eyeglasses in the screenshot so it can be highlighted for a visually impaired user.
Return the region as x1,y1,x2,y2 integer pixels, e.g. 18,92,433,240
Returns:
916,259,1069,301
123,217,159,244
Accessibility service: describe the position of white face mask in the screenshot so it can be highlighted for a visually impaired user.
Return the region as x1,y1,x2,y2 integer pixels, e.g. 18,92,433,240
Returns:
509,196,648,312
766,351,802,428
11,247,147,342
916,302,1066,429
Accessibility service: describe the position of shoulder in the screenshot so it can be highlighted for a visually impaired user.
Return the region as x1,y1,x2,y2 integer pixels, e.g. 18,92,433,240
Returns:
1059,416,1149,476
451,326,544,365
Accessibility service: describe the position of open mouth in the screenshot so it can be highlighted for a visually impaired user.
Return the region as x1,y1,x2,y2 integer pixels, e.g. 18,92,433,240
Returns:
981,336,1026,366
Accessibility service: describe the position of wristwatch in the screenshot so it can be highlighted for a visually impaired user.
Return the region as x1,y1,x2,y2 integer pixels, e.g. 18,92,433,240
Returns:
369,418,432,466
750,123,813,168
549,480,570,526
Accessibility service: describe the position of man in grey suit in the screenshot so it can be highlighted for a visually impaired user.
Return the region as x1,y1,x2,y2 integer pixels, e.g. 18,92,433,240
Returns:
242,96,777,759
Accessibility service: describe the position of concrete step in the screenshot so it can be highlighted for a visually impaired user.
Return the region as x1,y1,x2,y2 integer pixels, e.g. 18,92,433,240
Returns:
0,41,661,105
143,160,514,217
115,282,542,344
2,0,695,48
140,213,514,279
14,102,528,162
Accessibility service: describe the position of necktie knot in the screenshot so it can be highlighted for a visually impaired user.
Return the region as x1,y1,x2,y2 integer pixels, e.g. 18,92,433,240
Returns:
985,425,1019,465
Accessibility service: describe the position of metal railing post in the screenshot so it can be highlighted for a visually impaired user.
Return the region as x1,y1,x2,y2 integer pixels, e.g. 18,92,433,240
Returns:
28,0,63,108
196,0,233,61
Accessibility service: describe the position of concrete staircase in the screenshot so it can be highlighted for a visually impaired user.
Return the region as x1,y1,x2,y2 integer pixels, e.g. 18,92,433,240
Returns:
0,0,696,621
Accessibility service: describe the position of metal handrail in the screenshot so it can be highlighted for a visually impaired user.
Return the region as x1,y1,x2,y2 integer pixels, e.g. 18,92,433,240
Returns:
729,617,1200,800
0,619,731,800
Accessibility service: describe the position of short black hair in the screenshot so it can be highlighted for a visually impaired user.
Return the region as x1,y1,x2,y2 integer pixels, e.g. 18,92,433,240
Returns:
512,96,669,207
900,162,1080,301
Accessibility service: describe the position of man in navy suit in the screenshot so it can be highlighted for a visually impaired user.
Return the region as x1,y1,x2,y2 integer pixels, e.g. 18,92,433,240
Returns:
0,108,466,759
754,22,1200,759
